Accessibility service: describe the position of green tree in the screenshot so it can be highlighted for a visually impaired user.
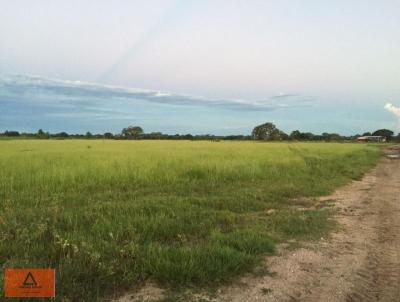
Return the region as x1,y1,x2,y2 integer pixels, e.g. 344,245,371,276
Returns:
372,129,394,141
103,132,114,139
290,130,302,140
55,132,69,138
121,126,144,139
252,122,285,140
4,131,20,137
37,129,49,139
328,133,342,141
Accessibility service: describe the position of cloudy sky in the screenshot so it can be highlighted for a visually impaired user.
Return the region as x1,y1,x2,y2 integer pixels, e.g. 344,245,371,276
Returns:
1,0,400,135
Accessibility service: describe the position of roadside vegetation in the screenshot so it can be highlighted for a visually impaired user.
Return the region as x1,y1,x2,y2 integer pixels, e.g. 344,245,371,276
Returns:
0,140,381,301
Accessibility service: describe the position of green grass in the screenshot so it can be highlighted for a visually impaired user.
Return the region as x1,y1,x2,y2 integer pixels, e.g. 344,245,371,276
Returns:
0,140,381,301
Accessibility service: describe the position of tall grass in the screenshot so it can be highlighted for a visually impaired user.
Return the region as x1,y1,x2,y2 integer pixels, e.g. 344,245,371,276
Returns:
0,140,381,300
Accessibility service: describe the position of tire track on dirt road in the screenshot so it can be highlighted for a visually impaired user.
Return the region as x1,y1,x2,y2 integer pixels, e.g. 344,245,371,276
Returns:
346,150,400,302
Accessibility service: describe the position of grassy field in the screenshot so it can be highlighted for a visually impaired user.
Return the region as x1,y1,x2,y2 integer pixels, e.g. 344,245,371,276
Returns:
0,140,381,301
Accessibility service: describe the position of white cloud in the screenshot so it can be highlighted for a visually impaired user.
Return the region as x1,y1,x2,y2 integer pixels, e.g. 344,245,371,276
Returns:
384,103,400,118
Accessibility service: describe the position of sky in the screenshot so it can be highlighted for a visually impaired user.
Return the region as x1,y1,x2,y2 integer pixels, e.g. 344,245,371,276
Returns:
1,0,400,135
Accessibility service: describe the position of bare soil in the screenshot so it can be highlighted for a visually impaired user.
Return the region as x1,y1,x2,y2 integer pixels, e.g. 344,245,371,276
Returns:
116,146,400,302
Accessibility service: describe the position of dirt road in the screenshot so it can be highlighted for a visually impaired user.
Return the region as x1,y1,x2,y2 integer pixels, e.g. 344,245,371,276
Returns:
213,146,400,302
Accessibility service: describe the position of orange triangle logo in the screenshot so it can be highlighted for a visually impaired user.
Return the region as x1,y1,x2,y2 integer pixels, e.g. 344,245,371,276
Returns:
22,272,38,287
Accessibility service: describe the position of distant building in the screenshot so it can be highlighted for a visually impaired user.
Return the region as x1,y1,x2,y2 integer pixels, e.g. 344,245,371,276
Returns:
357,136,386,143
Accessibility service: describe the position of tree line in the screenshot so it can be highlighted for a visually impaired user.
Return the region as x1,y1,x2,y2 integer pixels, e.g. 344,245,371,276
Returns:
1,123,399,142
251,122,399,142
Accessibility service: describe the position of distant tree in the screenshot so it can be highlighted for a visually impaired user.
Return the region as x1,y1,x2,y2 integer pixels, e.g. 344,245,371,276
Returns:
55,132,69,138
147,132,160,139
290,130,302,140
279,131,289,140
182,134,193,140
85,131,93,139
103,132,114,139
121,126,144,139
329,133,342,141
224,135,251,140
252,122,286,140
4,130,20,137
321,132,342,141
322,132,330,140
303,132,315,140
37,129,50,139
372,129,394,141
313,135,325,141
290,130,314,141
362,132,372,136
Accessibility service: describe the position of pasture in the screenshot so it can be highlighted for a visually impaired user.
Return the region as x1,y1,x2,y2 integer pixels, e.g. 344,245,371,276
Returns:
0,140,381,300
